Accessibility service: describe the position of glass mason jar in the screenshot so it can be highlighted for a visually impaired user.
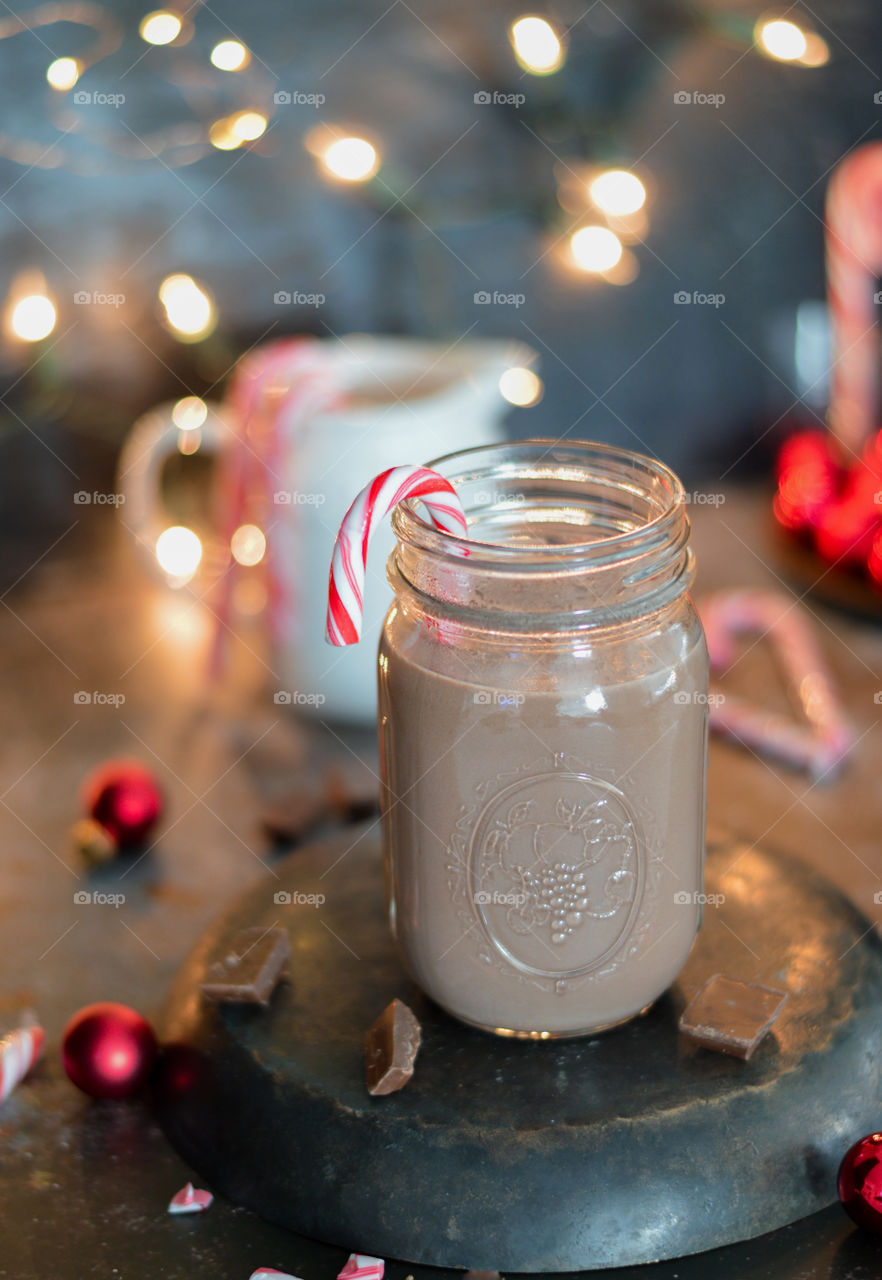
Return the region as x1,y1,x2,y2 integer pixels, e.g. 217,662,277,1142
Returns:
378,440,709,1038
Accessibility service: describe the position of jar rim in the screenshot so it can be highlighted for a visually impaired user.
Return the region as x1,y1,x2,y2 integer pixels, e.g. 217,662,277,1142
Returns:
393,439,687,571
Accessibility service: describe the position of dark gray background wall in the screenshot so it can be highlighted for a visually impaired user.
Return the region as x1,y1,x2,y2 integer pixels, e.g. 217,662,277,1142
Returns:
1,0,880,562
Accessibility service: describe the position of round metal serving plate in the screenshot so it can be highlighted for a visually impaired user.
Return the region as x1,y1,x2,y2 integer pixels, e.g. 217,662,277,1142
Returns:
154,827,882,1272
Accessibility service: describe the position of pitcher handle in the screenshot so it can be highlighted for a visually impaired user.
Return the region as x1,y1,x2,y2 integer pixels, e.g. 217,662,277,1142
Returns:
116,401,233,567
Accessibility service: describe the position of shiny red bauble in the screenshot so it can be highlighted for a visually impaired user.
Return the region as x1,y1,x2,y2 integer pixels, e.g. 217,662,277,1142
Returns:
82,759,163,847
838,1132,882,1232
62,1002,158,1100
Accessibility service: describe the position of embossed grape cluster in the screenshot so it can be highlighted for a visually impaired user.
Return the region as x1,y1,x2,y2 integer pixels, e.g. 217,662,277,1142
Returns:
519,861,590,944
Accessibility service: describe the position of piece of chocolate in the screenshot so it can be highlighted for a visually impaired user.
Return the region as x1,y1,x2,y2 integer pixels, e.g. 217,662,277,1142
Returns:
201,927,290,1005
325,762,380,823
679,973,788,1060
260,789,329,846
465,1271,501,1280
260,765,380,848
364,998,421,1095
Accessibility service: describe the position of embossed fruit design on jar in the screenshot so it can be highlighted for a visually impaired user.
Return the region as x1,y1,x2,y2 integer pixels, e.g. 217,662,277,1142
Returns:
378,441,709,1037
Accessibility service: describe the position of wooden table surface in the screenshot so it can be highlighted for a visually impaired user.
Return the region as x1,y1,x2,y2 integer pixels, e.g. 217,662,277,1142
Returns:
1,488,881,1279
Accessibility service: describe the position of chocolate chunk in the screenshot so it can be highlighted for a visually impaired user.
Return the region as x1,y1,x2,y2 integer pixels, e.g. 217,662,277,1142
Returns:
465,1271,502,1280
259,764,379,848
260,789,329,846
679,973,788,1060
365,998,421,1095
325,762,380,823
201,927,290,1005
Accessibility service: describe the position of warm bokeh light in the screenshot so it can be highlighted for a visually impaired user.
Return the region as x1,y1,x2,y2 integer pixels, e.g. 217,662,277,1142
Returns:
755,17,807,61
499,367,543,407
173,396,206,453
177,429,201,456
155,526,202,580
230,110,267,142
209,111,267,150
7,293,57,342
569,225,623,273
589,169,646,217
798,32,830,67
159,274,215,340
230,523,267,567
46,57,80,91
509,16,565,75
171,395,208,430
320,136,379,183
139,10,182,45
154,595,212,652
208,118,239,150
210,40,250,71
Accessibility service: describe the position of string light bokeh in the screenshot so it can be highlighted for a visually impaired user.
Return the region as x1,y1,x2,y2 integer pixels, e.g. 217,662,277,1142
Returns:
2,2,834,336
138,10,182,46
0,3,841,584
509,16,565,75
158,274,216,341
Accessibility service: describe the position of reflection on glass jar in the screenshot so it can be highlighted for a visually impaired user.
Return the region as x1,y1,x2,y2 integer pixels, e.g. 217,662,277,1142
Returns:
378,440,709,1037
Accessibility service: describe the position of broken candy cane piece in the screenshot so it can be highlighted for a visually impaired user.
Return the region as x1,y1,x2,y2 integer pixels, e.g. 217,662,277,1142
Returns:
337,1256,385,1280
0,1024,45,1105
249,1271,304,1280
698,588,855,780
168,1181,213,1214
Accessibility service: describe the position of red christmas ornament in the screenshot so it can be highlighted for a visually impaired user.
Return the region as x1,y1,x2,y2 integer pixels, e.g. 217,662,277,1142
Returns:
773,427,882,589
62,1002,158,1100
838,1133,882,1232
82,759,163,847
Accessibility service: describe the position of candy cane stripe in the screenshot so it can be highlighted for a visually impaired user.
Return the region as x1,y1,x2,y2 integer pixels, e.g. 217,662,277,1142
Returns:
826,143,882,456
699,589,854,780
0,1024,45,1105
326,466,467,646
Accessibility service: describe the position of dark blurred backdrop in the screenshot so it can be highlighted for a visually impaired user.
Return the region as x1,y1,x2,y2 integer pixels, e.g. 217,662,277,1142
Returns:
1,0,880,576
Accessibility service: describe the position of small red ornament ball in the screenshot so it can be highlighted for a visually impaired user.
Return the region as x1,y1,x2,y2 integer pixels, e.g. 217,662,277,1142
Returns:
838,1133,882,1232
82,759,163,847
62,1002,158,1100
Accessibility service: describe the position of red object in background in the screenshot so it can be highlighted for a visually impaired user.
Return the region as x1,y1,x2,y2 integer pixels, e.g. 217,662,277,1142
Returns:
773,430,841,532
82,759,163,847
838,1133,882,1233
62,1002,158,1100
868,526,882,586
773,429,882,584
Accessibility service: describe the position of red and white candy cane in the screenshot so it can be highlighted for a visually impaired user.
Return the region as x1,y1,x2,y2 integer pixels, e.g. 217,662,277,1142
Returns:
699,589,855,781
0,1023,45,1105
326,466,467,646
167,1182,213,1214
337,1255,384,1280
210,337,341,676
826,142,882,458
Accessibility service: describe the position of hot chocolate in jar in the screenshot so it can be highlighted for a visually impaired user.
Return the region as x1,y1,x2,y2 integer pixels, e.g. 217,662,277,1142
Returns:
378,441,708,1037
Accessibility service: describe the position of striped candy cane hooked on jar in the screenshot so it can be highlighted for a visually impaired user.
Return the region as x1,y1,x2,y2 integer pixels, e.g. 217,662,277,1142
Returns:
326,465,468,646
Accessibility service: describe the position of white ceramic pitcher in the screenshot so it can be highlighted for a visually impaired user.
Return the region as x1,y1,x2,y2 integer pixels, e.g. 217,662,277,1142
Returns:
118,334,537,724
